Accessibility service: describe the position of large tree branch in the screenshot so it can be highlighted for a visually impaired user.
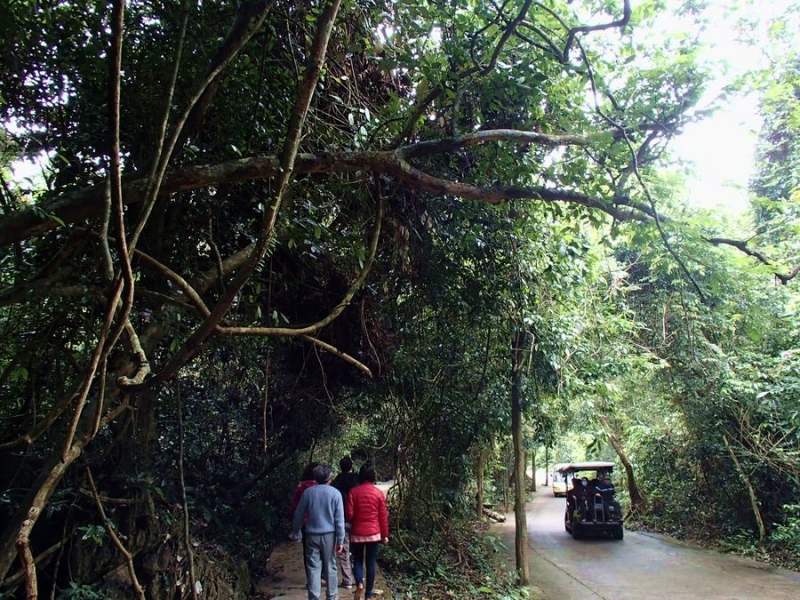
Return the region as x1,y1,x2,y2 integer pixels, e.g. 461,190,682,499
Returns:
141,0,344,387
399,128,611,159
706,237,800,284
388,157,647,221
560,1,632,63
0,129,632,247
394,0,534,144
14,128,787,293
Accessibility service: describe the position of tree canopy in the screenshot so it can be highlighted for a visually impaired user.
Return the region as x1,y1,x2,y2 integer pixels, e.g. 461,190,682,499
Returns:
0,0,798,597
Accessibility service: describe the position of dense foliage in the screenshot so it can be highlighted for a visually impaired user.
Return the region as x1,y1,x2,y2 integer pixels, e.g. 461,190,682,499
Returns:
0,0,797,598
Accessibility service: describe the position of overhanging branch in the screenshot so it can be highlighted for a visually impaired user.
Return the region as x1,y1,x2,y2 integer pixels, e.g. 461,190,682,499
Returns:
706,237,799,284
0,128,648,247
388,157,648,222
561,1,632,63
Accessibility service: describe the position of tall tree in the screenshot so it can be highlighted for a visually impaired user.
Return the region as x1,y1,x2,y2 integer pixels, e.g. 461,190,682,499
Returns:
0,0,794,593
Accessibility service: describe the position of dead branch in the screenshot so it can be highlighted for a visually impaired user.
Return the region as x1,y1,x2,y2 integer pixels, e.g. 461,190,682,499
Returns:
482,507,506,522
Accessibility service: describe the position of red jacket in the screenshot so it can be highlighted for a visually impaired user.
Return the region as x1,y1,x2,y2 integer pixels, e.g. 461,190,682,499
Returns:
290,479,316,523
346,482,389,539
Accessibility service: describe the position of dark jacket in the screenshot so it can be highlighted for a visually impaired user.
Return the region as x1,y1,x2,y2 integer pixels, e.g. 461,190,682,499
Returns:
331,471,360,507
594,480,616,501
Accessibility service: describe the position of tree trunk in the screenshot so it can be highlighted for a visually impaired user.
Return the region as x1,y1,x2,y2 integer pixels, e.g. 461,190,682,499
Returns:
598,414,645,510
544,445,550,487
0,382,130,582
529,448,536,492
724,434,766,546
503,447,509,510
511,331,529,585
476,447,489,518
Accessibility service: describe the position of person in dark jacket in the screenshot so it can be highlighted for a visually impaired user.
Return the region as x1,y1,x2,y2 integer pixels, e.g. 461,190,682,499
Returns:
567,477,581,517
594,473,622,521
345,463,389,600
331,456,360,589
577,477,593,520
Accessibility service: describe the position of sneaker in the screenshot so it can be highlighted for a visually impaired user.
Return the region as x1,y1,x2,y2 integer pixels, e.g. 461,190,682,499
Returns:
342,584,354,590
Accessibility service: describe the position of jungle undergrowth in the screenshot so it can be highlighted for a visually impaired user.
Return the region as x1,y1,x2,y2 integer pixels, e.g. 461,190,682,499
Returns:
380,517,532,600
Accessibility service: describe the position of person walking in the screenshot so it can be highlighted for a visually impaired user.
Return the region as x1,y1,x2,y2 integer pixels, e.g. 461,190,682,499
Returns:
290,462,320,573
291,464,345,600
345,463,389,600
331,456,360,590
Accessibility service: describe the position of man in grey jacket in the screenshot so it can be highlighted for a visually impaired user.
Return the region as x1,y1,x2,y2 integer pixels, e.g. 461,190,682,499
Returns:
291,464,345,600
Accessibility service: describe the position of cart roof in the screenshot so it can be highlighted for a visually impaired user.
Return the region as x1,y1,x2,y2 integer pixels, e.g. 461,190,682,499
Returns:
555,461,615,473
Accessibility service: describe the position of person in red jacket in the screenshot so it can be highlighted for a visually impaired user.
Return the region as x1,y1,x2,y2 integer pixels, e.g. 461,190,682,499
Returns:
345,462,389,600
290,463,320,519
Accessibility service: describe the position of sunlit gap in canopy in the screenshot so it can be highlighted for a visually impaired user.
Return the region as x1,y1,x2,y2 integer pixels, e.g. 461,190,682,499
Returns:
4,117,52,207
653,0,799,215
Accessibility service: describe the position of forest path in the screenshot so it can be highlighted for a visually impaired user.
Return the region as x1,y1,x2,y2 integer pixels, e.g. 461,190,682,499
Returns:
254,481,393,599
491,486,800,599
252,540,390,599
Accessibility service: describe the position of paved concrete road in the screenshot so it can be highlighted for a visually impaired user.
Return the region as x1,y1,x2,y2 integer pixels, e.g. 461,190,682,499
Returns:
492,489,800,600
